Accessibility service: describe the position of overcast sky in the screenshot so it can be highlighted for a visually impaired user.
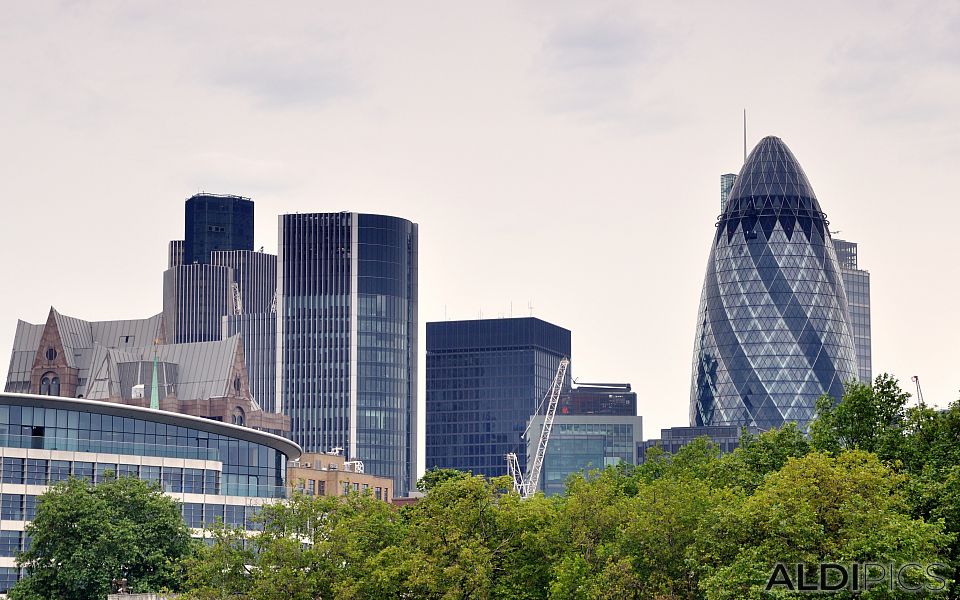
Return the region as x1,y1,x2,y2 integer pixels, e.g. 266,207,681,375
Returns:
2,2,958,465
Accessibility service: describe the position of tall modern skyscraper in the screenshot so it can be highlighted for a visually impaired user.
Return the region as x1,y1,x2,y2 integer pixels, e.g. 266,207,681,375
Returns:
183,193,254,265
425,317,571,479
720,173,737,211
834,239,872,382
691,136,857,430
277,213,418,495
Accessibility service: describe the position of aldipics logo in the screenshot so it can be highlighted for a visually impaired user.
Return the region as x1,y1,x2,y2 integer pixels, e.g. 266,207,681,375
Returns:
765,563,949,593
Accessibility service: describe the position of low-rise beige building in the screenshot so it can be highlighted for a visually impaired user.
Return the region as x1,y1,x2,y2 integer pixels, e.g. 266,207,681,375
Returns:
287,452,393,503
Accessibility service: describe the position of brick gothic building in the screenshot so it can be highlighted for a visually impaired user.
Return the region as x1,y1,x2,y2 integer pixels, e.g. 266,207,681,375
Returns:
5,307,287,434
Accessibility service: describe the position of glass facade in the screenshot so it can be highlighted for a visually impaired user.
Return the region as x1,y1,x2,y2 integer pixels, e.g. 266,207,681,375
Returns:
528,415,642,496
638,425,744,463
834,239,872,383
425,318,571,478
0,396,295,497
720,173,737,211
277,213,418,495
691,137,858,430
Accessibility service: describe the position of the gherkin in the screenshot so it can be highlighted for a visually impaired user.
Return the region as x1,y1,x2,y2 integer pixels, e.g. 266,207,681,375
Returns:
690,136,858,430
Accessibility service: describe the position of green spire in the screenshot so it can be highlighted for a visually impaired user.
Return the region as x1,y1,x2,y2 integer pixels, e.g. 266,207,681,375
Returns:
150,344,160,410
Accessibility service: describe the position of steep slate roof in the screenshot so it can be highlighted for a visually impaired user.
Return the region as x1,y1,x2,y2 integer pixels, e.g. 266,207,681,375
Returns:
5,308,238,402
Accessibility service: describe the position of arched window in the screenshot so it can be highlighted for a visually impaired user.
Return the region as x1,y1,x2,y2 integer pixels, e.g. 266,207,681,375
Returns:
231,407,245,426
51,377,60,396
40,376,50,395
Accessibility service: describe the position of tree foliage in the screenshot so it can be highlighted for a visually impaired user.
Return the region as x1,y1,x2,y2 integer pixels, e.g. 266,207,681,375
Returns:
10,475,194,600
180,374,960,599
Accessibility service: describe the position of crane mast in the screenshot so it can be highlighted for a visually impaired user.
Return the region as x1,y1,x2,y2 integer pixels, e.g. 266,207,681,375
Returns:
506,357,569,499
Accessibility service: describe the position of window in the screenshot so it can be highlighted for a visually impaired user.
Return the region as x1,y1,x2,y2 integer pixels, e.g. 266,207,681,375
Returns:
317,481,325,496
204,470,219,495
96,463,117,482
1,495,23,520
204,504,224,527
224,504,245,527
72,462,94,482
45,348,57,361
141,465,161,485
40,376,50,396
182,503,203,528
0,567,18,593
49,461,70,483
184,469,204,494
117,464,139,479
231,407,245,426
26,459,47,486
2,458,24,485
24,496,36,521
162,467,183,493
0,531,20,557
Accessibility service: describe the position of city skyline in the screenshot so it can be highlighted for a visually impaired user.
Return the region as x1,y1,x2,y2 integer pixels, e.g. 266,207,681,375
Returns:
1,2,959,472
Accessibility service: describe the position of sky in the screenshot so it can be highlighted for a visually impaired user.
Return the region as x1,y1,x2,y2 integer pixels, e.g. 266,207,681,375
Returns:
1,1,959,471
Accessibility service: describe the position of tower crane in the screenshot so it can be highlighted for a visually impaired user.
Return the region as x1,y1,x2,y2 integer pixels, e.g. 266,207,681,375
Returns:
506,357,569,499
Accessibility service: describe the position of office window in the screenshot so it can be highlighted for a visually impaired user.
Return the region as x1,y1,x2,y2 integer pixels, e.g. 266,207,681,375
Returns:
49,461,70,483
2,458,24,484
224,504,245,527
182,503,203,528
0,567,18,593
184,469,204,494
1,495,24,521
162,467,183,493
96,463,117,482
24,496,36,521
0,531,20,557
73,462,94,482
118,464,139,479
25,459,47,486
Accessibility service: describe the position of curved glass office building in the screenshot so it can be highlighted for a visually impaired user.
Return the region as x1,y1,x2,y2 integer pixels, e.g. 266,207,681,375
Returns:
278,213,418,496
690,136,857,430
0,392,301,592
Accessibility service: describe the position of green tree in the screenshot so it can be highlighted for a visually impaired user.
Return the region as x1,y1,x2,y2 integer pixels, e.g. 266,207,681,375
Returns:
810,374,911,461
10,476,194,600
695,452,951,599
416,467,471,492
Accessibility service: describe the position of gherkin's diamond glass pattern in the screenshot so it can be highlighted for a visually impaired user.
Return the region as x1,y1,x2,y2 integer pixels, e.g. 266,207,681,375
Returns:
690,137,858,430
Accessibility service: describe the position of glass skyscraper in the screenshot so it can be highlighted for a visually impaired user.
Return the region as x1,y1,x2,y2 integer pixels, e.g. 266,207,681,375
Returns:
834,239,872,383
690,136,858,430
277,213,418,496
425,317,570,478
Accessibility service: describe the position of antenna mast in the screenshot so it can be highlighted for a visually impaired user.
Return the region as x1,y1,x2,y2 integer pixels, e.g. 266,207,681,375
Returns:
743,109,747,162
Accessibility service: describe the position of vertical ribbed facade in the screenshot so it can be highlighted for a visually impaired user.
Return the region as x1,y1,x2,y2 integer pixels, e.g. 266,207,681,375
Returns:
168,240,184,269
690,136,858,430
224,313,277,412
162,264,233,344
834,239,872,383
211,250,277,314
277,213,418,496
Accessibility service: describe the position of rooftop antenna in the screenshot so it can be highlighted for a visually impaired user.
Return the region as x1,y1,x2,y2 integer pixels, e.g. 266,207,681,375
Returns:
743,109,747,163
528,301,534,317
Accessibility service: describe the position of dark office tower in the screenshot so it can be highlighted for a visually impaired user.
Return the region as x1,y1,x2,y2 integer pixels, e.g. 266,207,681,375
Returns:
425,318,571,479
277,213,418,496
690,136,857,430
183,193,254,265
163,264,233,344
834,239,872,382
168,240,184,268
720,173,737,211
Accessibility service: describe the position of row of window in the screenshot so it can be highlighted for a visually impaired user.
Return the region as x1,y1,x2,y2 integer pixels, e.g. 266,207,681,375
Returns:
0,458,220,494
